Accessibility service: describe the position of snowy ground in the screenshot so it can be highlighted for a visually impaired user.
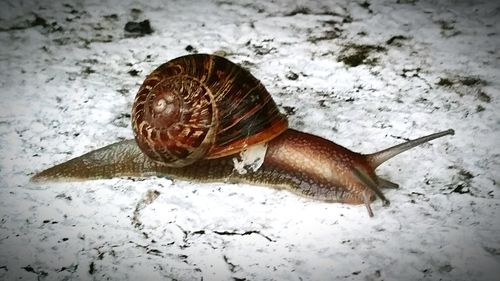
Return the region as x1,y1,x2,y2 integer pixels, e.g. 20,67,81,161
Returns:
1,0,499,280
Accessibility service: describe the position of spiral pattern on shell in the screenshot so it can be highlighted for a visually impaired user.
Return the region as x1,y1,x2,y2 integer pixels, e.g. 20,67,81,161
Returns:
132,54,288,167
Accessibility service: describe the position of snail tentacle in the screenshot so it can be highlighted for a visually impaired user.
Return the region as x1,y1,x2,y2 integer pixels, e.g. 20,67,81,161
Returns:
377,177,399,189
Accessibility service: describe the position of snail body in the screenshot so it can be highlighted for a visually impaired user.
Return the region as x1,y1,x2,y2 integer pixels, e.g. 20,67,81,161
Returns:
32,54,454,217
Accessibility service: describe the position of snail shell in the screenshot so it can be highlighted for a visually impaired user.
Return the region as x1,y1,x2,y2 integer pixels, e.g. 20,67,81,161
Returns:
132,54,288,167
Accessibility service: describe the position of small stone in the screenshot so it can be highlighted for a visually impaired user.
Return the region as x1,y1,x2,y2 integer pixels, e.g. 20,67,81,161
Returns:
285,71,299,80
124,20,153,37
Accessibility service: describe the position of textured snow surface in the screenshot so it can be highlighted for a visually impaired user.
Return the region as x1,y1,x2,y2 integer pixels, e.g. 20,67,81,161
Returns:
1,0,499,280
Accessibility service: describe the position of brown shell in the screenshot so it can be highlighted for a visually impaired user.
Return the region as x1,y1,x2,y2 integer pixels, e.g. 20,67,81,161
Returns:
132,54,288,167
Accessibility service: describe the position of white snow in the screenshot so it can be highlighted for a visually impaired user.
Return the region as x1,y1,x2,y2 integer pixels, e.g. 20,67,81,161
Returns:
232,143,268,175
1,0,499,280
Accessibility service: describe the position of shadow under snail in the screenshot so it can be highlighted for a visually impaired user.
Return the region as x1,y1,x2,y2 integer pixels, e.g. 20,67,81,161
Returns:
31,54,454,217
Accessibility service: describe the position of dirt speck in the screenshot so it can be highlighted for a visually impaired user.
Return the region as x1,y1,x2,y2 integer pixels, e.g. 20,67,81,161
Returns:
386,35,409,46
337,44,386,67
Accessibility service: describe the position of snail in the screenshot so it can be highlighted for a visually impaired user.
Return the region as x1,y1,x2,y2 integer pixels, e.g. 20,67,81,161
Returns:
31,54,454,217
